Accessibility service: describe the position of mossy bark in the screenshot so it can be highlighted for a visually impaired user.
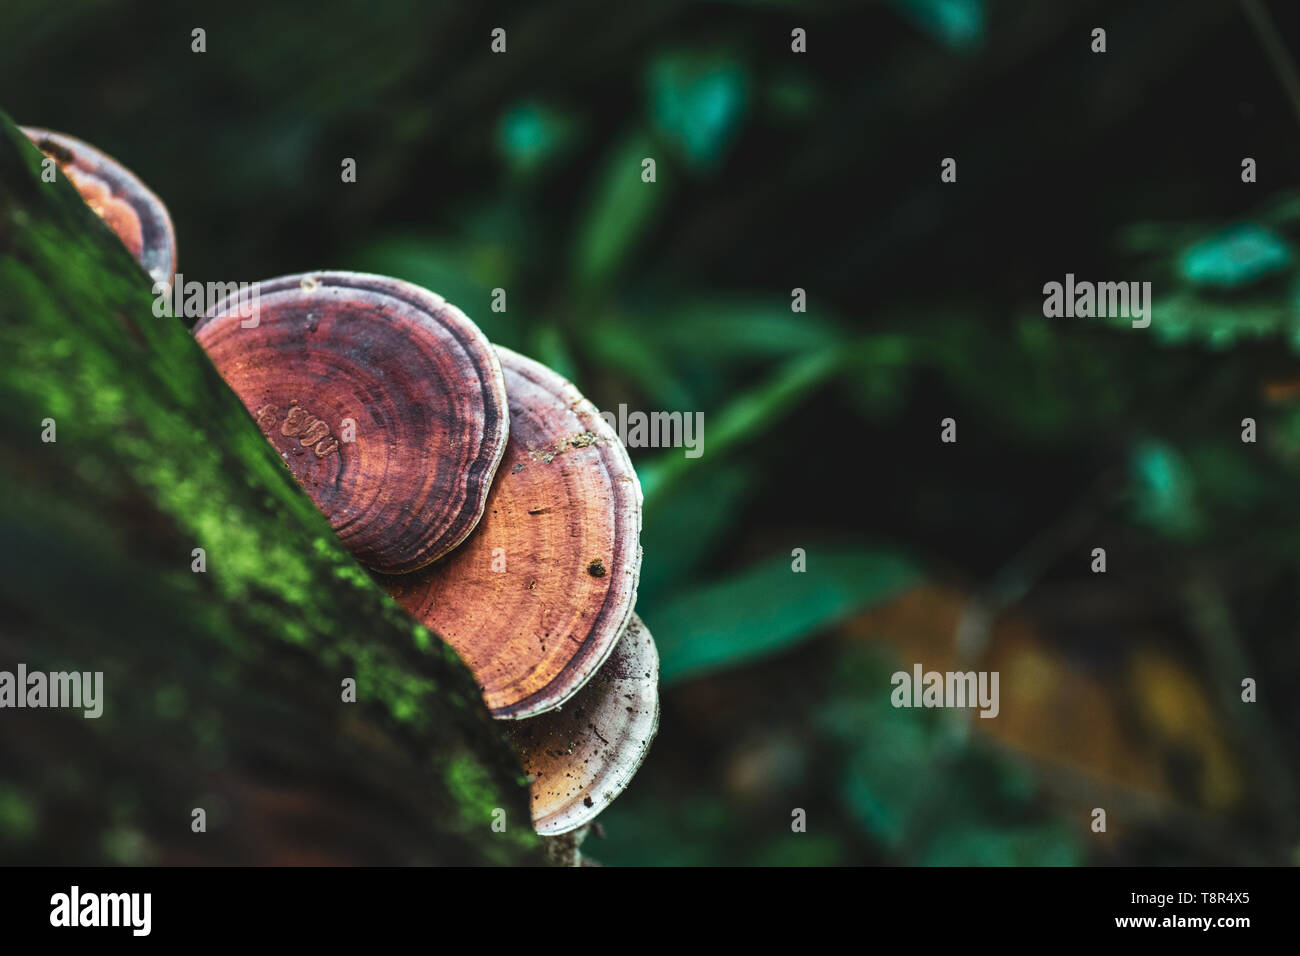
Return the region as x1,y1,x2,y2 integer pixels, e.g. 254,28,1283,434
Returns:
0,113,546,865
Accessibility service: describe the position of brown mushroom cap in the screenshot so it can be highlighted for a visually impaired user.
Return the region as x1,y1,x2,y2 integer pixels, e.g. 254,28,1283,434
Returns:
195,272,509,573
22,127,177,286
506,613,659,835
384,345,642,718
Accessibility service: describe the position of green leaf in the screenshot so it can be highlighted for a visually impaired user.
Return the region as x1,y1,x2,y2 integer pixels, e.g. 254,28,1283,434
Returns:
637,462,755,605
647,52,750,173
893,0,985,52
640,345,846,507
1178,224,1292,290
582,318,699,411
650,546,921,684
524,323,579,385
836,701,942,848
590,298,847,413
1102,287,1300,351
643,298,847,359
1129,439,1204,541
572,131,663,289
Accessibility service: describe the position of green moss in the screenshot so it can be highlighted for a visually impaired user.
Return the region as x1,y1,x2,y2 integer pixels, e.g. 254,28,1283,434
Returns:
412,624,432,652
444,757,540,859
0,112,547,865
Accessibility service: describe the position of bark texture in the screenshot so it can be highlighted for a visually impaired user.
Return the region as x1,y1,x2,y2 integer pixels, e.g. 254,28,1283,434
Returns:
0,113,545,865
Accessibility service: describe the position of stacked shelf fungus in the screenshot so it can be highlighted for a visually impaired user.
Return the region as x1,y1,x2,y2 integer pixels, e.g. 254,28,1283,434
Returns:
24,124,659,846
198,272,658,840
384,345,642,719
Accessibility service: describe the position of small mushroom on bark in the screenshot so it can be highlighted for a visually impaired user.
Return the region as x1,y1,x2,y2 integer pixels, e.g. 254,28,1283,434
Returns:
195,272,509,573
22,127,176,286
385,345,642,718
506,613,659,835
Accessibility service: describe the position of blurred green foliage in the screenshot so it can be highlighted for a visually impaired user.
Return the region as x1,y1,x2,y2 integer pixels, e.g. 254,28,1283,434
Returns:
4,0,1300,865
893,0,986,52
1178,224,1291,290
654,546,918,684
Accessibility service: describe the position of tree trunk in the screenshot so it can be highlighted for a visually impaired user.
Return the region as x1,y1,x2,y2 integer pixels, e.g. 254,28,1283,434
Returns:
0,114,546,865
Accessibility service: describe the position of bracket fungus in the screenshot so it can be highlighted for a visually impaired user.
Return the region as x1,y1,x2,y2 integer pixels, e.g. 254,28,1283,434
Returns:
22,127,176,286
384,345,643,719
194,272,509,573
192,266,657,837
506,613,659,835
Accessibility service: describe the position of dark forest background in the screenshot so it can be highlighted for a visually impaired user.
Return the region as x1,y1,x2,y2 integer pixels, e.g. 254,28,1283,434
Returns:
3,0,1299,864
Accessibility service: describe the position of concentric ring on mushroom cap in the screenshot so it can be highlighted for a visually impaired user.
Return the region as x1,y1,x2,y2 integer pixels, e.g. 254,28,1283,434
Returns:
384,345,642,718
22,127,177,287
195,271,509,574
505,613,659,835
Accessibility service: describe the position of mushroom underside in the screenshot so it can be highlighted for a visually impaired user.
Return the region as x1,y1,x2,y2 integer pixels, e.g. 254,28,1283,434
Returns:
506,613,659,836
